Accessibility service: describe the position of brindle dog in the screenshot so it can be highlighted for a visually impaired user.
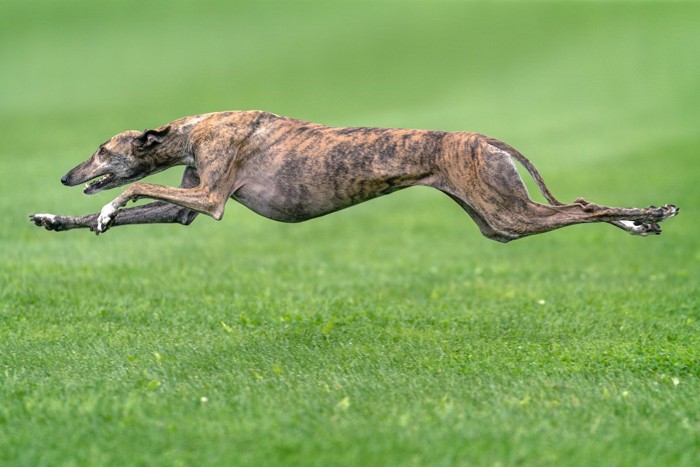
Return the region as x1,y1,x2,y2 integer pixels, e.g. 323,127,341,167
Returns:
30,111,678,242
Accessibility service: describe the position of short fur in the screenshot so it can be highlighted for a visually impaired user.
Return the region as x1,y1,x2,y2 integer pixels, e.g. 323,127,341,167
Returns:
31,110,679,242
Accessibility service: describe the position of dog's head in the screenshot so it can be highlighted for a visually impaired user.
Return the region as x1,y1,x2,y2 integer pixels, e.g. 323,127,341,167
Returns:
61,126,172,194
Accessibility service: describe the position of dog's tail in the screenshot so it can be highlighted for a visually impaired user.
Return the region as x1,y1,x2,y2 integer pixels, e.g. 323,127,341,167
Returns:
486,137,563,206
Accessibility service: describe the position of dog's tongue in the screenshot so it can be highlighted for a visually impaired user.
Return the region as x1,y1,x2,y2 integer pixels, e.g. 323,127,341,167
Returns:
84,173,114,194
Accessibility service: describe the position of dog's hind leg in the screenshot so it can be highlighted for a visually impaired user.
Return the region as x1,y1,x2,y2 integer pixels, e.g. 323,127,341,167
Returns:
439,141,679,242
572,197,668,237
30,168,201,232
486,199,678,242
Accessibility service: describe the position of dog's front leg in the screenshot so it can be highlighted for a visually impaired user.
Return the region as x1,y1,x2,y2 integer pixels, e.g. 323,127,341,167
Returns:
32,167,202,233
32,202,199,232
96,144,236,234
96,184,225,234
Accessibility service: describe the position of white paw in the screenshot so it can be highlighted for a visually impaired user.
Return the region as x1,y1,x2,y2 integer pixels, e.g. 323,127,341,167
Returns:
619,220,661,236
31,213,60,230
96,204,118,234
32,213,57,224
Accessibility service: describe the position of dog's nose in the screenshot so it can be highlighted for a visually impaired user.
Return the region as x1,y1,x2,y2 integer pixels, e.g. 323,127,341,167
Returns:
61,175,70,185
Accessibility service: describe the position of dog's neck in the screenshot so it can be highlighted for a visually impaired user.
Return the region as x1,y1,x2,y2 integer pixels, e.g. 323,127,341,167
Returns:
150,120,199,167
164,111,262,167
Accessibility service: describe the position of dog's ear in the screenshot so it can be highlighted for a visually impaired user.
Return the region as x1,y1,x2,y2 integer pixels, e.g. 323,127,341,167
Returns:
134,126,171,151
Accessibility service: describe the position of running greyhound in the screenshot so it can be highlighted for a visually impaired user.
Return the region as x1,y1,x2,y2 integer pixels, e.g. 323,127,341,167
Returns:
30,111,679,242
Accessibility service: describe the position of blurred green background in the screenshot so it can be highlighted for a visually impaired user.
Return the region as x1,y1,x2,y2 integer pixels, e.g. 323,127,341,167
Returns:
3,0,699,155
1,0,699,465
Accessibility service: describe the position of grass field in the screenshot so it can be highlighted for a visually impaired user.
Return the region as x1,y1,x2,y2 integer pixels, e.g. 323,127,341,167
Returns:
1,0,699,465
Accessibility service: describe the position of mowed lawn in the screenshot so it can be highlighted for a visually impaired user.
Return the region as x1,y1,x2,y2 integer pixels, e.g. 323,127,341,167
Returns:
1,1,699,465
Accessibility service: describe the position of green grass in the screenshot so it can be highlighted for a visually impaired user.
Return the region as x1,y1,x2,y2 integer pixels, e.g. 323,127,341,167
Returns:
1,0,699,465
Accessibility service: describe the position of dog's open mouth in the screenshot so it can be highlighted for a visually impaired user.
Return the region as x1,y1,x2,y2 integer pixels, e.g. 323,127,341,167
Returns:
84,173,115,194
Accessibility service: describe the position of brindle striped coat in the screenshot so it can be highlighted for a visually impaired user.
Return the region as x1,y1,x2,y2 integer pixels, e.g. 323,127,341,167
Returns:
31,110,678,242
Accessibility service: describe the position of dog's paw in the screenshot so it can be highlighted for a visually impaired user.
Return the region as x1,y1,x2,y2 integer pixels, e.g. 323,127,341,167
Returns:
648,204,679,221
96,204,118,235
662,204,679,219
617,220,662,236
633,221,662,236
30,213,64,231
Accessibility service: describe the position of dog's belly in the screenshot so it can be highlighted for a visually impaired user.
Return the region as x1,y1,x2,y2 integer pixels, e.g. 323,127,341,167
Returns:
231,176,414,223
